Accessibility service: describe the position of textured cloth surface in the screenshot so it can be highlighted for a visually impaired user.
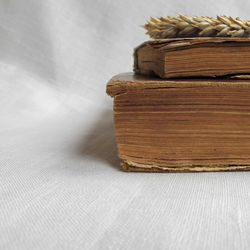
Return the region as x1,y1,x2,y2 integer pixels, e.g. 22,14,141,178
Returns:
1,1,250,249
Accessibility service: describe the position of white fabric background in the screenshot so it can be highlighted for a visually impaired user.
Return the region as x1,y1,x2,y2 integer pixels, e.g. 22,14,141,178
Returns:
1,0,250,249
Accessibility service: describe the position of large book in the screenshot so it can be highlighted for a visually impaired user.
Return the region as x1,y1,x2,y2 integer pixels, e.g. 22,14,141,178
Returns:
134,37,250,78
107,72,250,172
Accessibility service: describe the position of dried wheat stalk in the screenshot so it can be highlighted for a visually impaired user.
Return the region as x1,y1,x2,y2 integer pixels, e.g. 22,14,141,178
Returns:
144,14,250,39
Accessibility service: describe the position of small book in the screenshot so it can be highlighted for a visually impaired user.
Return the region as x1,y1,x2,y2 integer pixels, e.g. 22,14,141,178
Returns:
107,72,250,172
134,37,250,79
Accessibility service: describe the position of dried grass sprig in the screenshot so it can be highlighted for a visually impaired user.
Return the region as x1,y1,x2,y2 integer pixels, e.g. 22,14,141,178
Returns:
143,14,250,39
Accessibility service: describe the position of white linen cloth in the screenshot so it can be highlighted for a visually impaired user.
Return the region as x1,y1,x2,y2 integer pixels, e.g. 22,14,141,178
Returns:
1,1,250,249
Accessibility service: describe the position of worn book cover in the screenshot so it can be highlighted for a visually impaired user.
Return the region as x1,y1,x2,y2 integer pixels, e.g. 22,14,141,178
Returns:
107,72,250,172
134,37,250,78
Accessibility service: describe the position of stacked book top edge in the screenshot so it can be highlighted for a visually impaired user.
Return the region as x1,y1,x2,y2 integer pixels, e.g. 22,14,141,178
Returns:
107,72,250,98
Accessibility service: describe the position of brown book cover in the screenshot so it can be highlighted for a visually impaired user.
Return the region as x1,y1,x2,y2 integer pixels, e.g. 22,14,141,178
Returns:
134,37,250,79
107,72,250,172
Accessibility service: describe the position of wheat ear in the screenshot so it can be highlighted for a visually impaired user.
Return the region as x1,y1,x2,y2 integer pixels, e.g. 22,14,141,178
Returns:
143,14,250,39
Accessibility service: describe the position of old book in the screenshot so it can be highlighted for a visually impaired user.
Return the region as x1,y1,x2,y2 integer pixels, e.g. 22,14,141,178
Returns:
134,37,250,79
107,72,250,172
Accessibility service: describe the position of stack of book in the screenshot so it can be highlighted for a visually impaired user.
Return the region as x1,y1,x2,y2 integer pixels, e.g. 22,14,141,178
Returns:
107,15,250,172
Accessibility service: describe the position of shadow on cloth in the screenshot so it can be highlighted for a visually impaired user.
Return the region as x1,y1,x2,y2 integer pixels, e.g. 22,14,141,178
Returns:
76,109,121,171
